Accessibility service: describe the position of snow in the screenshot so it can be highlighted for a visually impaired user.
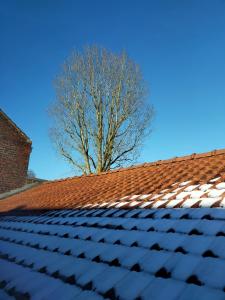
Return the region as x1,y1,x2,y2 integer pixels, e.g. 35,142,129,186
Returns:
129,200,141,207
161,192,176,200
181,235,214,255
0,290,14,300
166,199,183,208
179,181,191,187
75,291,104,300
115,201,129,208
138,250,172,273
41,283,81,300
150,194,161,200
208,236,225,259
92,266,128,294
181,198,200,208
199,198,220,207
140,201,153,208
0,258,80,300
152,200,167,208
139,194,151,199
140,278,185,300
114,271,154,299
195,258,225,289
209,177,220,183
178,285,225,300
216,182,225,190
175,192,191,200
184,185,199,192
207,189,225,198
107,202,119,208
189,190,205,198
1,207,225,299
198,184,213,192
130,195,141,199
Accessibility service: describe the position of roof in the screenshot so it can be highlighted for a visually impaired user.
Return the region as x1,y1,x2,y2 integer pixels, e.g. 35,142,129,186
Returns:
0,109,32,144
1,149,225,299
1,148,225,213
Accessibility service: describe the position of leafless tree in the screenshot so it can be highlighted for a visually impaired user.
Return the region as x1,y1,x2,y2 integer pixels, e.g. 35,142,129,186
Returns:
27,170,36,179
49,46,154,174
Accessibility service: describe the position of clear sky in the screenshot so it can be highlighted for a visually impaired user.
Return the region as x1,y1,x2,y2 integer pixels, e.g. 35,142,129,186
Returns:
1,0,225,180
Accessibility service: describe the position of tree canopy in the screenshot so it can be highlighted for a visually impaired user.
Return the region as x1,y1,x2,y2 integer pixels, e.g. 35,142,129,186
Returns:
49,46,154,174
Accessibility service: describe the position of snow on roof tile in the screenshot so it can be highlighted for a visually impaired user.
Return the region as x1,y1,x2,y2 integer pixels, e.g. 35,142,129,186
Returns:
1,149,225,299
0,208,225,299
1,148,225,212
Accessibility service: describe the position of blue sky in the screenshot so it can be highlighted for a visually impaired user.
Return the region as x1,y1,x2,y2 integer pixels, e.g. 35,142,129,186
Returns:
1,0,225,180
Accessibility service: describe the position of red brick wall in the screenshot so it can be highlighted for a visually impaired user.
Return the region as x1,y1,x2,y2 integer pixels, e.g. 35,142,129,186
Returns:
0,114,32,193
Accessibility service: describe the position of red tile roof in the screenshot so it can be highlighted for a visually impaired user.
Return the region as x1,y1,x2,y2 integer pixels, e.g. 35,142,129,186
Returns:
1,149,225,299
1,148,225,213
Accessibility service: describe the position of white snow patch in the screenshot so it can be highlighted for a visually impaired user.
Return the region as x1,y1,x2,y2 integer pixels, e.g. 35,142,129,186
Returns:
160,189,169,194
115,202,129,208
152,200,167,208
210,177,220,183
216,182,225,190
81,203,92,208
182,198,200,208
190,190,205,198
130,195,140,200
207,189,225,198
107,202,120,208
120,196,129,200
161,193,176,200
129,201,140,207
166,199,184,208
175,192,191,200
198,184,213,192
139,201,153,208
199,198,220,207
179,181,191,187
98,202,109,207
172,186,184,193
139,194,151,200
184,185,199,192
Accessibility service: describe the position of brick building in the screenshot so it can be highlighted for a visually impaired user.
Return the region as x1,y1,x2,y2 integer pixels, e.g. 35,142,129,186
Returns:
0,109,32,193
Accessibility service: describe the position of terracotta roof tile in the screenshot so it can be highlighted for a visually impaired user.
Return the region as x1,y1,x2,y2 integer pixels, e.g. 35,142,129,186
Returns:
1,148,225,213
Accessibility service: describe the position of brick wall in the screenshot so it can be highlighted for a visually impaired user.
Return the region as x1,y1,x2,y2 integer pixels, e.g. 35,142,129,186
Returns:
0,114,32,193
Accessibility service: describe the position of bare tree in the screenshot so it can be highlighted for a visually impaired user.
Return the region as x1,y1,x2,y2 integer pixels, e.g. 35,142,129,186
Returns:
49,46,154,174
27,170,36,179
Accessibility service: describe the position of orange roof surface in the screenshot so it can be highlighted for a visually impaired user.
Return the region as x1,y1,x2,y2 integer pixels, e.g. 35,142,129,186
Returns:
1,149,225,299
1,148,225,213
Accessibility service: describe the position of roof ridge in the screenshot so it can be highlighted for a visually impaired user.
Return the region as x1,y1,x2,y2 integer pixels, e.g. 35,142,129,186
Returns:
45,148,225,184
0,108,32,144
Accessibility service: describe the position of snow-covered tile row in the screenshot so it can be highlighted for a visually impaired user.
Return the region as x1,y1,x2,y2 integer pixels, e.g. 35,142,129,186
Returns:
77,178,225,210
1,208,225,299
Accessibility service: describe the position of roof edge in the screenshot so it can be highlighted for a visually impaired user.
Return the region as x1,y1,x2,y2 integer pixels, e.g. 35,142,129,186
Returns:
0,108,32,144
0,182,42,200
46,148,225,184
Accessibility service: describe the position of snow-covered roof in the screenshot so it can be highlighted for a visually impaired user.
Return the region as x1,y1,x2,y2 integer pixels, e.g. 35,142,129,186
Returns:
1,208,225,299
1,149,225,213
1,149,225,299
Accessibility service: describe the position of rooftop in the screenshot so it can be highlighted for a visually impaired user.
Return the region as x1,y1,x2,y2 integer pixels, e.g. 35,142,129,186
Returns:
1,148,225,214
1,149,225,299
